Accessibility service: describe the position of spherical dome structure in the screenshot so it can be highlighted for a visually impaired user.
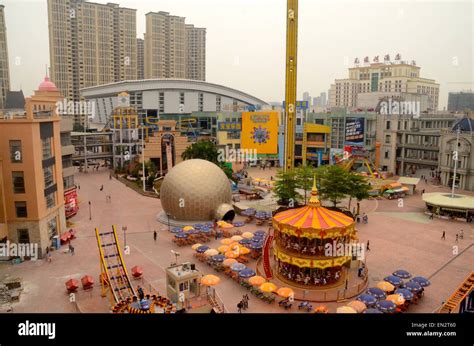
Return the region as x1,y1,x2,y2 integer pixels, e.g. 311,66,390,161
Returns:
38,76,58,92
160,159,233,221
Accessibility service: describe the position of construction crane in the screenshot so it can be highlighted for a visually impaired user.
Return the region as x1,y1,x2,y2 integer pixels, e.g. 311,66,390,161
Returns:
284,0,298,171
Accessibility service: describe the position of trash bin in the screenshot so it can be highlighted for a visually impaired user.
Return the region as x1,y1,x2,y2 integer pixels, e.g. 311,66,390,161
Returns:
52,236,60,250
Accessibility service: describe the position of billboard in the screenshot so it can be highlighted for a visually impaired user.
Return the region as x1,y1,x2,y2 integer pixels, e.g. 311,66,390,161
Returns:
345,117,365,145
241,111,279,154
282,100,309,110
330,148,345,165
218,121,241,132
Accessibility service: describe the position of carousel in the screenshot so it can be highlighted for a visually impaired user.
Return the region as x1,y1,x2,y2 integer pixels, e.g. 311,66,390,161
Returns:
272,179,357,289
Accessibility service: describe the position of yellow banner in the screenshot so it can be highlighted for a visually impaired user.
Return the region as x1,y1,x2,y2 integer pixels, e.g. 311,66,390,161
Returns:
241,111,279,154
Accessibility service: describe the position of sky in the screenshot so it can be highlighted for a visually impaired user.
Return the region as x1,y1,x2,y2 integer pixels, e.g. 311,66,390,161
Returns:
3,0,473,109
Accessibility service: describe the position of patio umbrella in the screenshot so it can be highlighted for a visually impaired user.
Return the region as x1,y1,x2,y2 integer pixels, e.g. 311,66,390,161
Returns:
239,239,252,245
356,294,377,307
347,300,367,313
276,287,294,298
191,243,202,251
171,227,183,233
367,287,387,300
196,245,210,253
404,281,423,293
225,251,239,259
393,269,412,279
201,274,220,286
395,288,414,301
241,232,254,239
231,235,243,242
204,249,219,257
254,230,266,236
233,222,245,227
204,222,213,228
248,276,266,286
314,305,329,313
384,275,404,287
410,276,431,287
81,275,94,289
131,266,143,278
186,229,200,235
183,226,194,231
65,279,79,292
364,308,383,314
239,247,250,255
386,294,405,306
259,282,277,293
217,221,233,228
377,281,395,292
175,233,188,239
200,228,212,234
376,300,397,313
193,224,204,230
248,242,263,250
222,258,238,267
336,306,357,314
211,254,226,263
239,268,256,279
218,245,230,253
221,238,233,245
231,263,246,272
242,208,256,216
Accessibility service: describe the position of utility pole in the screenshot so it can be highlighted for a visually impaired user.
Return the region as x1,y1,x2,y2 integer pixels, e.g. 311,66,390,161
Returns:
451,126,461,198
141,126,146,192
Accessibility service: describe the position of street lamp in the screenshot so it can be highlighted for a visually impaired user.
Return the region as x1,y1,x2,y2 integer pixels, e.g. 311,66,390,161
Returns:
122,226,127,248
88,201,92,220
171,250,180,266
166,213,171,232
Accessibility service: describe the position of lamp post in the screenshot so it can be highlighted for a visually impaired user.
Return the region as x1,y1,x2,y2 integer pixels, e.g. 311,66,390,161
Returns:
88,201,91,220
451,126,461,198
122,226,127,248
167,213,171,232
171,250,180,266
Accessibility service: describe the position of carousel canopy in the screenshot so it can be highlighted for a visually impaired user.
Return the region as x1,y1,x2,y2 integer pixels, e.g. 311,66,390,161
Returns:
272,178,355,239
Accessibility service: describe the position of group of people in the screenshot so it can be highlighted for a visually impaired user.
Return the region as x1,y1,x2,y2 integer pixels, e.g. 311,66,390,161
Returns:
237,294,250,313
356,213,369,224
441,230,464,242
278,263,342,286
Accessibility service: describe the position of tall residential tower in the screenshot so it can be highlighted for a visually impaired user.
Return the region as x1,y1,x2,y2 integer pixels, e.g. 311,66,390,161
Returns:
0,5,10,110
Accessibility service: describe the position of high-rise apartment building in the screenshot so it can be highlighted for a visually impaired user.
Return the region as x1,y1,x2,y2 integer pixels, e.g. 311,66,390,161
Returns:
137,38,145,80
185,24,206,81
47,0,137,124
0,5,10,110
329,60,439,111
448,91,474,112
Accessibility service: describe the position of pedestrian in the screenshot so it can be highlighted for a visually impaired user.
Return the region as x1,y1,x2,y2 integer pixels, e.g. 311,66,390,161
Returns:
69,243,75,255
237,301,242,313
245,294,249,308
78,183,80,190
455,234,458,243
100,185,104,191
357,266,362,277
422,189,425,194
137,286,145,300
460,230,464,239
45,247,52,263
153,230,157,242
441,231,445,240
366,240,370,251
429,213,434,220
109,172,112,180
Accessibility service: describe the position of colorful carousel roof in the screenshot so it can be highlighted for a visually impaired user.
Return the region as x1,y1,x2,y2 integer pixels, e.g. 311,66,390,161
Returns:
272,179,356,239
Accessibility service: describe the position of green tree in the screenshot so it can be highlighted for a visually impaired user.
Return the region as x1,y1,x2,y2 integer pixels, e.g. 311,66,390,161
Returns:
273,169,301,206
181,140,219,163
295,165,315,205
317,165,350,207
347,174,371,214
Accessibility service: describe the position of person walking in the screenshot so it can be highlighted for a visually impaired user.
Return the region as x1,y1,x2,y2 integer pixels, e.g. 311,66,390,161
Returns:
137,286,145,300
460,230,464,239
237,301,242,313
429,213,434,220
153,230,157,242
441,231,445,240
100,185,104,191
69,243,75,255
366,240,370,251
455,234,459,243
45,247,52,263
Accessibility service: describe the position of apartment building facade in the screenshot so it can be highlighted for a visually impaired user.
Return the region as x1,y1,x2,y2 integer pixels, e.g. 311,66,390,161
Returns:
137,38,145,80
185,24,206,81
0,5,10,110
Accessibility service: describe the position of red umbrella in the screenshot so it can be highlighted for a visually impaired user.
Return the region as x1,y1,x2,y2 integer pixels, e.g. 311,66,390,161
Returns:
132,266,143,278
81,275,94,290
60,233,70,244
65,279,79,293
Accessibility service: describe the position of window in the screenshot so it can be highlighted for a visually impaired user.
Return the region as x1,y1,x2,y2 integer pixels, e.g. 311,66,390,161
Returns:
384,151,389,159
63,175,75,190
46,192,55,209
12,171,25,193
42,137,52,159
9,140,22,163
179,92,185,108
385,135,391,144
15,201,27,218
44,166,54,188
386,121,391,130
198,93,204,112
17,229,29,244
47,218,57,239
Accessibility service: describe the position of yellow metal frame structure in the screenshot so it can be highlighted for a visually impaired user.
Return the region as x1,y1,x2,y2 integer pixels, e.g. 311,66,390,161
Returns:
284,0,298,171
438,271,473,313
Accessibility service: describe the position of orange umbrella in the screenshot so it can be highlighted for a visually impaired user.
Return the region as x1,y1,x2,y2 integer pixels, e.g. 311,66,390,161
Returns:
218,245,230,253
220,238,233,245
377,281,395,292
200,274,220,286
223,258,238,267
183,226,194,231
387,294,405,305
239,247,250,255
191,243,202,250
131,266,143,278
65,278,79,292
248,276,266,286
314,305,329,313
231,235,243,241
204,249,219,257
225,251,239,259
336,306,357,314
241,232,254,239
276,287,294,298
347,300,367,313
259,282,277,293
81,275,94,289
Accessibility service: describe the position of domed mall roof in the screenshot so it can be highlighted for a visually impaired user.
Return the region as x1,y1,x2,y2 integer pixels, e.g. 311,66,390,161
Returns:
452,117,474,134
160,159,232,221
38,76,58,92
272,179,355,239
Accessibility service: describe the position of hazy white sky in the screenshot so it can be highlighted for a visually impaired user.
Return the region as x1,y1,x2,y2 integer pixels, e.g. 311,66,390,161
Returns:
3,0,473,109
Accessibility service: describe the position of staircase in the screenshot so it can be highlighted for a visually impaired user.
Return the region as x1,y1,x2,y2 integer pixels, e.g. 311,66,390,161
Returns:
262,234,274,279
438,271,474,313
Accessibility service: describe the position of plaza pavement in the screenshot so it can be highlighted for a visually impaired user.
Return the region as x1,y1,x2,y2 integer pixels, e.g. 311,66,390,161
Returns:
1,166,472,313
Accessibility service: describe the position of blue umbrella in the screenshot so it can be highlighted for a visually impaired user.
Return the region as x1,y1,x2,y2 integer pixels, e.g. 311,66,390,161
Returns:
196,245,210,253
393,269,412,279
410,276,430,287
200,227,212,233
395,288,414,301
403,281,423,293
242,208,256,216
376,300,397,313
186,229,200,235
204,223,214,228
384,275,403,287
239,268,256,278
171,227,183,233
364,308,383,314
175,233,188,239
357,293,377,307
193,224,204,230
254,230,266,236
211,254,226,262
230,263,246,272
248,242,263,250
239,239,252,245
367,287,386,300
233,222,245,227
